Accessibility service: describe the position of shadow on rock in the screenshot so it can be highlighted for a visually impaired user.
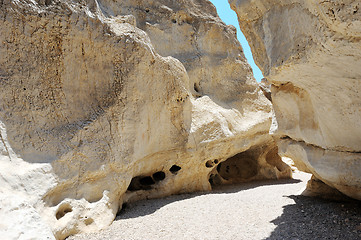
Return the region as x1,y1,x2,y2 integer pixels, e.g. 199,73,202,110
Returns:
211,178,301,194
266,195,361,240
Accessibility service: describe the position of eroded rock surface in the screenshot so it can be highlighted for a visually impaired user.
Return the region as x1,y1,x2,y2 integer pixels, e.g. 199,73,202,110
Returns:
230,0,361,200
0,0,290,239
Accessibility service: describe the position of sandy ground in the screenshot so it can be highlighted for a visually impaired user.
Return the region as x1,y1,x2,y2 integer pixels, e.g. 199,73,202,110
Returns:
69,172,361,240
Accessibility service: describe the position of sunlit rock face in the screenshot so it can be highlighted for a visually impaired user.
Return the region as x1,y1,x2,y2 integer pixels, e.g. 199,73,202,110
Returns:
230,0,361,200
0,0,290,239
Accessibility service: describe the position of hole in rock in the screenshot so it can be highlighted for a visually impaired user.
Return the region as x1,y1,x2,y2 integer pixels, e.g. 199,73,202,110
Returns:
209,174,214,185
194,83,200,93
205,160,214,168
265,146,288,172
55,203,73,220
127,176,154,191
214,159,219,164
217,163,221,172
152,171,166,181
169,165,181,174
171,19,177,23
145,8,150,13
117,202,128,216
122,202,128,210
216,150,258,182
139,176,155,186
84,217,94,226
209,173,223,185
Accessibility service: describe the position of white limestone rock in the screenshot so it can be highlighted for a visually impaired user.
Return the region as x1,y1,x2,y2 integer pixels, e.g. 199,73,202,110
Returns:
0,0,290,238
230,0,361,200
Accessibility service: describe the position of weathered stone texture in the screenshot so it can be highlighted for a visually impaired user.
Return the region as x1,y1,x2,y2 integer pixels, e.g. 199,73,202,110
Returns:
0,0,291,239
230,0,361,200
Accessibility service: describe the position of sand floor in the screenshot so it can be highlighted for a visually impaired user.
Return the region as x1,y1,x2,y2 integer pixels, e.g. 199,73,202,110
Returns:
68,172,361,240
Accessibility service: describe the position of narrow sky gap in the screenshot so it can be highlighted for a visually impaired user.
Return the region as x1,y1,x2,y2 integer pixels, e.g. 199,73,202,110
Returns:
209,0,264,82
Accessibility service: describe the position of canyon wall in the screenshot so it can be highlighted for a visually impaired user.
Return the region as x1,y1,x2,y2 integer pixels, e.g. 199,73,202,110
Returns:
0,0,290,239
230,0,361,200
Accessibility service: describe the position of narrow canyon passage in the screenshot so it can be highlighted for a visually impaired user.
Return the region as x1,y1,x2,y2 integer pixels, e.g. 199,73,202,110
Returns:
68,172,361,240
1,0,360,238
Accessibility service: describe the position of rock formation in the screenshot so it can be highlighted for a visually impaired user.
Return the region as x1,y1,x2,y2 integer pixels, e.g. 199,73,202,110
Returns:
0,0,290,239
230,0,361,200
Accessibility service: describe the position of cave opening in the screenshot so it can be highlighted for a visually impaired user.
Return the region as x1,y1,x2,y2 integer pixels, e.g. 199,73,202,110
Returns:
127,176,154,191
139,176,155,186
209,149,259,186
127,171,168,192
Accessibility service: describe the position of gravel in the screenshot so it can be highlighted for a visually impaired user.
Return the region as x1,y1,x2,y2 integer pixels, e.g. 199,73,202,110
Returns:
68,172,361,240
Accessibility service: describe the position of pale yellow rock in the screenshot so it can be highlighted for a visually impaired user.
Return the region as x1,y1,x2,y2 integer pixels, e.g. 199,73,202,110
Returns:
230,0,361,200
0,0,290,239
303,175,352,201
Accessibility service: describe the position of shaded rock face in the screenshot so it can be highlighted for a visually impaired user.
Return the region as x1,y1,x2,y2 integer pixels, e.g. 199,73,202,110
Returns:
230,0,361,200
0,0,290,239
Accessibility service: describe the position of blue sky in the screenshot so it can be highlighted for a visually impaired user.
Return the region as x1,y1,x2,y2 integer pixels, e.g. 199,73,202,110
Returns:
209,0,263,82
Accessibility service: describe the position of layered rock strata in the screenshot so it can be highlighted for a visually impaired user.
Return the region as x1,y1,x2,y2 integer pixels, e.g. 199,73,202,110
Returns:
0,0,290,239
230,0,361,200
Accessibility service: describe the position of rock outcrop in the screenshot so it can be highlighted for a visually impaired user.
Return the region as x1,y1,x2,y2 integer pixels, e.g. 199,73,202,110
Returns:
230,0,361,200
0,0,290,239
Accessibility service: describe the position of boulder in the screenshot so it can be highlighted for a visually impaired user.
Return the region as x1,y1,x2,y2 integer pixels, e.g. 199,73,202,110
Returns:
0,0,290,238
230,0,361,200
